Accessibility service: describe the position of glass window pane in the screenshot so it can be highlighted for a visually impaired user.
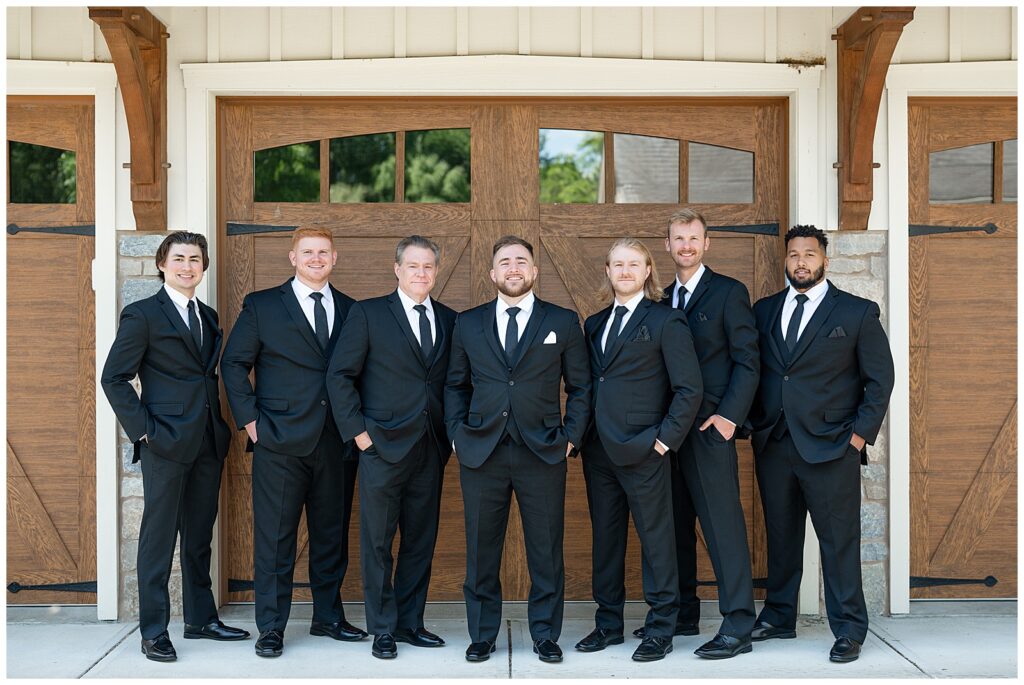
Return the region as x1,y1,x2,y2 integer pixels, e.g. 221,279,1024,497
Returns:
539,129,605,204
929,142,993,204
405,128,470,203
1002,139,1016,203
613,133,679,203
688,142,754,203
329,133,396,203
254,141,320,202
8,141,76,204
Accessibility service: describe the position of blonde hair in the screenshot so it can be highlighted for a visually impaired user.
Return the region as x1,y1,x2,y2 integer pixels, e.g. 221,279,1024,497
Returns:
666,208,707,237
290,226,335,250
599,237,665,304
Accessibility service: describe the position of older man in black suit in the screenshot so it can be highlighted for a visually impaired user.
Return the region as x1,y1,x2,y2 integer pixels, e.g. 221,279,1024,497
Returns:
574,238,702,663
749,225,894,663
445,235,591,664
328,235,457,660
102,231,249,662
222,227,366,658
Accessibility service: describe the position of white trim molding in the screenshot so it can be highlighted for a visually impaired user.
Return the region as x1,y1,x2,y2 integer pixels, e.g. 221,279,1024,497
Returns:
183,53,825,614
6,59,120,621
884,59,1018,615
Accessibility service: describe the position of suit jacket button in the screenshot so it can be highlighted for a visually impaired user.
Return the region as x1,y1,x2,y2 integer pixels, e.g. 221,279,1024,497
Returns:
205,403,210,408
502,411,508,417
509,380,515,386
320,399,327,405
783,375,789,381
599,377,605,382
422,410,428,415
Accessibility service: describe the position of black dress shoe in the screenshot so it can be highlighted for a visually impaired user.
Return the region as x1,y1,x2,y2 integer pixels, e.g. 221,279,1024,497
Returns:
255,630,284,658
829,637,861,663
372,633,398,659
633,623,699,639
694,633,752,659
575,628,625,652
750,622,797,642
533,639,563,663
141,632,177,662
309,620,369,642
465,640,496,662
632,636,673,662
184,620,251,641
394,627,445,647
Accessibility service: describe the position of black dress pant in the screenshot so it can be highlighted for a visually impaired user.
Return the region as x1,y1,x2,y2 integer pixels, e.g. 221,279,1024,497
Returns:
670,425,756,638
137,422,223,640
251,421,357,633
358,433,444,635
582,439,679,639
460,437,566,643
754,430,867,643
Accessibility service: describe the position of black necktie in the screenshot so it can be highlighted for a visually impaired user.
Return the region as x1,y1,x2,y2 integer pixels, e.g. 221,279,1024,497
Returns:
310,292,329,351
414,303,433,363
187,300,202,351
785,293,809,352
604,305,629,355
676,285,688,310
504,306,521,361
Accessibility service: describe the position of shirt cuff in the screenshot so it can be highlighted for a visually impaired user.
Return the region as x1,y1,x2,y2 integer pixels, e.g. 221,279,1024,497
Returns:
655,439,669,453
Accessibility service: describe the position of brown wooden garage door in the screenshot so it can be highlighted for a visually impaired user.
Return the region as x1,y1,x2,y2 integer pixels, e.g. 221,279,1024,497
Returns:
908,97,1017,598
217,97,786,603
6,96,97,605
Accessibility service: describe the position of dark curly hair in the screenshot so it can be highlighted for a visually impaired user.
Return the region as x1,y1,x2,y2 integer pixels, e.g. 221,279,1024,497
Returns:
784,225,828,250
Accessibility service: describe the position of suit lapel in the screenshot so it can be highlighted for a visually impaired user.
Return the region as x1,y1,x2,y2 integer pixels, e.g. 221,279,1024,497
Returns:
279,279,324,358
788,282,839,367
603,299,652,367
156,288,203,363
589,305,612,362
511,299,548,368
481,300,506,364
326,285,345,355
684,267,713,314
428,300,448,367
765,289,788,367
386,291,428,368
198,301,222,371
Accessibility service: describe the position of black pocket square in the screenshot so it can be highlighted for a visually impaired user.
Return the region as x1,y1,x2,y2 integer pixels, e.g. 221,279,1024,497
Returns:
697,312,708,322
630,325,651,342
828,326,847,338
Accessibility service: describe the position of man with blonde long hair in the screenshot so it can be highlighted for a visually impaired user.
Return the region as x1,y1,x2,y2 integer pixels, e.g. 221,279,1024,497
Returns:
575,237,703,662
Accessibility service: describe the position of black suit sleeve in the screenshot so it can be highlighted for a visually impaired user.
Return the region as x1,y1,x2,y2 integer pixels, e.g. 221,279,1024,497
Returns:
853,301,895,444
444,314,472,445
658,312,703,451
716,282,760,426
220,294,261,429
326,302,370,441
561,313,592,448
100,304,151,442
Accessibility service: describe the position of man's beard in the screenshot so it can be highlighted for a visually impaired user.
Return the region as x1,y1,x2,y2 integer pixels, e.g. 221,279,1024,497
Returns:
786,264,825,290
496,276,534,298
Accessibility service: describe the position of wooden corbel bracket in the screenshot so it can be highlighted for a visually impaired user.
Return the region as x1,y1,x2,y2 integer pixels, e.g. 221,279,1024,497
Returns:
89,7,168,230
835,7,914,230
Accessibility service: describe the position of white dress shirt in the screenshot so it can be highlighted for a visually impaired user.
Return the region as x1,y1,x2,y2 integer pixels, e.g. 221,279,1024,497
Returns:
780,278,829,341
600,290,645,351
671,263,706,309
291,278,335,336
496,291,535,348
163,283,203,344
396,287,436,346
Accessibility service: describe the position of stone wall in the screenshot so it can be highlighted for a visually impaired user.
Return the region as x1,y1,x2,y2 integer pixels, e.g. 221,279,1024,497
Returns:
826,230,890,616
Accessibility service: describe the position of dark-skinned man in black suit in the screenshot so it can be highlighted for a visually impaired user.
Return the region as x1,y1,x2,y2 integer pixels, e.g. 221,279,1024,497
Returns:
102,231,249,662
327,235,457,660
749,225,894,663
222,227,366,658
574,238,702,663
640,208,760,659
445,235,591,664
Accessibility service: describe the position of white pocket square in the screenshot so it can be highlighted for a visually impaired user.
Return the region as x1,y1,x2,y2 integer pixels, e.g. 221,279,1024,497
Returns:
543,331,557,344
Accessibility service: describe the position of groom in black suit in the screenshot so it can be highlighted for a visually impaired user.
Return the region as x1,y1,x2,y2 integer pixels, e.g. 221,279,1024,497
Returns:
574,238,702,662
102,231,248,662
749,225,894,663
445,235,591,664
328,235,457,659
222,227,365,658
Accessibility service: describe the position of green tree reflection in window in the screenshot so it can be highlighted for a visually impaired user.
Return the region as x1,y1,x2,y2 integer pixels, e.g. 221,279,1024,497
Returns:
539,129,604,204
254,141,320,202
8,141,76,204
330,133,396,203
405,128,471,203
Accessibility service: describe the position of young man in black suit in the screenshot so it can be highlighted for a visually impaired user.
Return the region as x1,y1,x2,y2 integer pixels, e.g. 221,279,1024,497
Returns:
445,235,591,664
574,238,702,662
749,225,894,663
102,231,249,662
221,227,365,658
646,208,760,659
327,235,457,659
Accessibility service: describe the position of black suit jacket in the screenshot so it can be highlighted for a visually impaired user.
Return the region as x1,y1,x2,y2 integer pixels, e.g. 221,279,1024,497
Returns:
444,297,591,468
101,287,230,464
662,267,759,433
583,298,703,466
221,278,356,458
749,281,895,464
327,291,457,464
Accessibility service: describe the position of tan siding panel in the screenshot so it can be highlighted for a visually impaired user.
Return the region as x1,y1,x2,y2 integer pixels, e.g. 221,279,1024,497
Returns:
406,7,457,57
529,7,581,57
281,8,332,61
29,7,83,61
342,7,395,59
592,7,642,59
961,7,1013,62
468,7,518,55
7,7,21,59
893,6,950,64
219,7,269,62
777,7,830,62
715,7,765,62
651,7,704,61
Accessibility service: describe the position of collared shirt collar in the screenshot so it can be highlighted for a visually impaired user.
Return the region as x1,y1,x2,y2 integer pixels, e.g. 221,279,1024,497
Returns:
613,290,646,315
497,291,535,317
396,286,432,314
291,277,333,304
786,278,829,305
679,263,706,295
163,282,199,311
